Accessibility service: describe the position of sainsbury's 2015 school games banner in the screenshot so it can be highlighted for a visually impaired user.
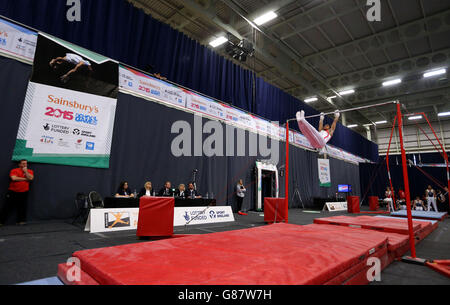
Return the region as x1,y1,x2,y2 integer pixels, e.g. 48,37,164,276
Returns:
0,17,37,62
12,33,118,169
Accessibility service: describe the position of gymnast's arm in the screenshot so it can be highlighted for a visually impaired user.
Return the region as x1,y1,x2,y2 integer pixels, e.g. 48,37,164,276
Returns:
329,113,340,137
318,113,324,132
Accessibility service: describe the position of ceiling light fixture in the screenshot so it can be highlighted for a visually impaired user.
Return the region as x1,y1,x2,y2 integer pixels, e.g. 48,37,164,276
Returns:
408,115,422,121
424,69,447,78
304,97,318,103
438,111,450,117
382,79,402,87
254,11,278,26
339,89,355,96
209,36,228,48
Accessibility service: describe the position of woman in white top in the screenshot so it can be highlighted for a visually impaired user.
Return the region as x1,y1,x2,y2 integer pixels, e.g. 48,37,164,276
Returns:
384,187,395,212
138,182,154,198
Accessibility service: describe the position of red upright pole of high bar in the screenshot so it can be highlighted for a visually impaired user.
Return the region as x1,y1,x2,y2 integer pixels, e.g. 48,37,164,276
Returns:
285,121,289,223
396,103,417,258
386,116,398,212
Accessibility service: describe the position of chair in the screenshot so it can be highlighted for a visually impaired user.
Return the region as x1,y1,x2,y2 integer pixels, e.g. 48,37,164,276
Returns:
72,192,88,225
88,191,104,209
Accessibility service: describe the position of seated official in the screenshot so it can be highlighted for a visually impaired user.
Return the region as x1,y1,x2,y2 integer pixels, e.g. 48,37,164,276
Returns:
115,181,134,198
175,184,187,199
138,181,155,198
158,181,174,197
186,183,201,199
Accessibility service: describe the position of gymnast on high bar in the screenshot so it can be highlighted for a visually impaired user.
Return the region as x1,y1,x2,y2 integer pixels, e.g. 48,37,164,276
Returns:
296,109,340,150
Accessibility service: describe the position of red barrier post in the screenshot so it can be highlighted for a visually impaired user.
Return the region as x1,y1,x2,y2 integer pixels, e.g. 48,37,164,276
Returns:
285,121,289,223
397,103,417,258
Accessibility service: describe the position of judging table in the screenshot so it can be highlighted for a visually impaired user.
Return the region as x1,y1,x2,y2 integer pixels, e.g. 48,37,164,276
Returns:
104,197,216,208
85,197,234,234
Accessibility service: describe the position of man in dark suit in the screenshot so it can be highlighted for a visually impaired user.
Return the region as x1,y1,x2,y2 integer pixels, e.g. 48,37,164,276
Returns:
186,183,201,199
158,181,174,197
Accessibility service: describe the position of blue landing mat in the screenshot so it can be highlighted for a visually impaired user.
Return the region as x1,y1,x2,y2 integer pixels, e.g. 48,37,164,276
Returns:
375,215,438,225
17,277,63,285
390,210,447,220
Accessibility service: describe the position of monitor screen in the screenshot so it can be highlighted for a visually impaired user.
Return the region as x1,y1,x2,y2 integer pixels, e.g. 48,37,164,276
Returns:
338,185,352,193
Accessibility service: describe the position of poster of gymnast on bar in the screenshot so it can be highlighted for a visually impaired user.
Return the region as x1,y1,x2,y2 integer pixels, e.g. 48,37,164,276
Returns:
30,33,118,99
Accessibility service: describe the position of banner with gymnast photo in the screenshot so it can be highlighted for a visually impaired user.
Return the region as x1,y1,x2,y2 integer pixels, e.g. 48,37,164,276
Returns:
318,158,331,188
12,33,118,168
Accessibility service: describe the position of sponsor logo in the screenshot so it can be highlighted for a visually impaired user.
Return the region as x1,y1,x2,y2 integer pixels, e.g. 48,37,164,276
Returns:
105,212,130,229
44,124,70,135
75,139,83,149
48,95,99,114
58,138,70,148
209,211,216,219
40,135,54,144
73,128,96,138
183,211,190,222
215,210,231,219
86,142,95,151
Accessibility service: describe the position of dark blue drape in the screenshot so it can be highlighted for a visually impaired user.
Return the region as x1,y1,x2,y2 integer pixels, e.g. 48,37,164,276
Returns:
360,153,448,209
0,0,378,161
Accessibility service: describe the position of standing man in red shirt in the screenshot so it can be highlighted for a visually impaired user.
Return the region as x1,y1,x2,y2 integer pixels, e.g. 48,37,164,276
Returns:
0,159,34,226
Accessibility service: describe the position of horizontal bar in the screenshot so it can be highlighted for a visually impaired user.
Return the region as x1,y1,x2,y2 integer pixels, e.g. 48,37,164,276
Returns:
287,100,399,122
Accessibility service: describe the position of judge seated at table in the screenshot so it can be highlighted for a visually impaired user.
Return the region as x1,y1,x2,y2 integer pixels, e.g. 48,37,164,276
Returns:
138,181,155,198
115,181,135,198
158,181,174,197
175,184,187,199
186,183,201,199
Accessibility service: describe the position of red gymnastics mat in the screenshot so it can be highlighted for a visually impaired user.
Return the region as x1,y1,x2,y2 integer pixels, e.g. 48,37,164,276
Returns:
374,216,438,242
313,215,422,235
57,223,392,285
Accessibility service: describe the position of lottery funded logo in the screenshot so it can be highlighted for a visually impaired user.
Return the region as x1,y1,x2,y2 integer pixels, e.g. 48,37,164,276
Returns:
43,123,70,135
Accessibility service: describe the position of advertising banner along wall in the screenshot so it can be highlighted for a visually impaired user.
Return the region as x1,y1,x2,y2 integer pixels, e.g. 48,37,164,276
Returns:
0,17,37,62
12,33,118,168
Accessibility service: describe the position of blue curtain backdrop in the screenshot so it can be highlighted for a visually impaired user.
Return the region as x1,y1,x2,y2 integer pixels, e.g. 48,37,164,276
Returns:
0,0,378,161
